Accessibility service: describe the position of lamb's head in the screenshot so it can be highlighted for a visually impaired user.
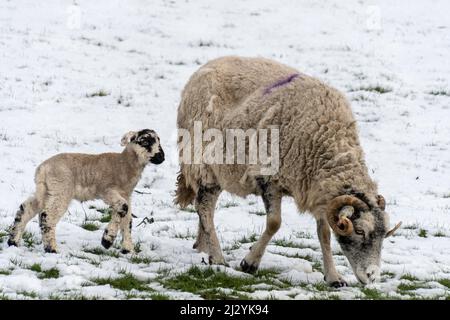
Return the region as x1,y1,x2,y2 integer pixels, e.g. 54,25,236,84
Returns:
327,194,401,285
121,129,165,165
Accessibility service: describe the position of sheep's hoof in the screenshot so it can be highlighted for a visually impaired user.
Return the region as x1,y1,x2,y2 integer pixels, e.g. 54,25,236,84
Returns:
44,246,57,253
7,239,17,247
240,259,258,274
101,237,113,249
121,249,130,254
329,280,348,288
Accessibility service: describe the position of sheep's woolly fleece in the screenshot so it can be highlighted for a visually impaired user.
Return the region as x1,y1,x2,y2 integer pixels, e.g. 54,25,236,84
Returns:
0,0,450,300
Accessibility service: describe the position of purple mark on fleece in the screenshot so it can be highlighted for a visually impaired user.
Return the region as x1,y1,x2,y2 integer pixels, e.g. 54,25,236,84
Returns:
263,73,301,95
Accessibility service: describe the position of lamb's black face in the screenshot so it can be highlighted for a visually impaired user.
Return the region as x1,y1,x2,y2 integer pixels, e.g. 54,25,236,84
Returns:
133,129,165,165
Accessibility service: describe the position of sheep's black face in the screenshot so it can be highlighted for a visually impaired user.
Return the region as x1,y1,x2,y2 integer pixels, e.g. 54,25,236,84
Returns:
134,129,165,165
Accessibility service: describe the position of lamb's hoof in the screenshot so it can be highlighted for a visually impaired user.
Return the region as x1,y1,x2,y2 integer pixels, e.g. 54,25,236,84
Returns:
44,246,57,253
329,280,348,288
101,237,113,249
7,239,17,247
121,249,130,254
240,259,258,274
193,241,198,249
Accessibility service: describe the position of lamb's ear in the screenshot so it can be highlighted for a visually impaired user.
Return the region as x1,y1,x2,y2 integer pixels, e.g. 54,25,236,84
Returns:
121,131,138,146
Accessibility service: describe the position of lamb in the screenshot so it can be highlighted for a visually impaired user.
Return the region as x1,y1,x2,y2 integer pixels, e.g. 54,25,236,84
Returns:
8,129,165,253
175,56,401,287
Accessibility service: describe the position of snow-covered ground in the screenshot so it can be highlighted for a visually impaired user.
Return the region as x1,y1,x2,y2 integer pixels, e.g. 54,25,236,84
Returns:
1,0,449,300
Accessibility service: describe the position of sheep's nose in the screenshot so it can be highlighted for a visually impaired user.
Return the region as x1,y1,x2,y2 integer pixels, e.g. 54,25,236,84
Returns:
365,265,380,283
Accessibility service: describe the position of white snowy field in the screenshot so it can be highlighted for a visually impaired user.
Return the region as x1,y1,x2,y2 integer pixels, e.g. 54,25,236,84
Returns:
0,0,449,300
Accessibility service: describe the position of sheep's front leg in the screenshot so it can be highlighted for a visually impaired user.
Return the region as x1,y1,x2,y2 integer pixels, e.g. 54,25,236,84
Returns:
119,201,134,254
195,184,225,265
241,180,281,273
101,190,128,249
317,218,347,287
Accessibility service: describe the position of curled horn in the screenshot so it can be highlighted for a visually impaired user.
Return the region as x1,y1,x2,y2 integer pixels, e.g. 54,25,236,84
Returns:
385,222,402,238
327,195,369,236
377,195,386,210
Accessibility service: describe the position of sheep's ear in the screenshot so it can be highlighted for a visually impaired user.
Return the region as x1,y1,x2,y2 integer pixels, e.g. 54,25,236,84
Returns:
121,131,138,146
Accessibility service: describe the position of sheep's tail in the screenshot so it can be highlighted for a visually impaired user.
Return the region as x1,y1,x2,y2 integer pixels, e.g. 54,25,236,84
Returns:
174,170,196,209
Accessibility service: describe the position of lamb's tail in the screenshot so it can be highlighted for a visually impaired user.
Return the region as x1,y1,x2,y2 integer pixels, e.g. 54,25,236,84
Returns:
34,164,49,209
174,170,196,209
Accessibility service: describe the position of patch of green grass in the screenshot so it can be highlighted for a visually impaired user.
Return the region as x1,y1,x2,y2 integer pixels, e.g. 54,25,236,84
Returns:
313,282,332,292
433,231,446,237
249,210,265,216
49,293,100,300
0,231,8,244
29,263,42,273
272,239,312,249
129,255,162,264
0,293,9,300
276,251,314,262
0,269,12,275
239,233,258,244
92,273,153,292
86,90,109,98
224,241,241,251
174,230,196,240
351,85,392,94
361,287,392,300
161,266,288,299
400,274,419,281
150,293,170,300
18,291,38,299
39,267,60,279
221,201,239,208
428,90,450,96
23,231,38,248
397,282,423,292
418,229,427,238
134,241,143,254
403,223,419,230
438,279,450,288
81,222,99,231
294,231,313,239
83,246,120,258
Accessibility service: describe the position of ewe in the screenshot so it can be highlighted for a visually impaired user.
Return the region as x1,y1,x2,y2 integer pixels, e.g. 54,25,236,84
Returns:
175,56,401,286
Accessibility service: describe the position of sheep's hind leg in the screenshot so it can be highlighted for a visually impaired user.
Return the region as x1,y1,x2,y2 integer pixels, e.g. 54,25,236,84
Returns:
101,190,128,249
8,196,41,246
195,184,225,265
317,218,347,287
40,195,70,253
241,179,282,274
193,220,208,253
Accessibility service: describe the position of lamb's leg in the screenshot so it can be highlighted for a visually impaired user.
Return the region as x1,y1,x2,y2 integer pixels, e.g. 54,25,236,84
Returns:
119,200,133,254
240,180,281,273
101,190,128,249
40,195,70,253
8,196,40,246
317,218,347,287
195,184,224,265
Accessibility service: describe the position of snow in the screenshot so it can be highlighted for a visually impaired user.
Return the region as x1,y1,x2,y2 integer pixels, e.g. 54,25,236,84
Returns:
1,0,450,299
